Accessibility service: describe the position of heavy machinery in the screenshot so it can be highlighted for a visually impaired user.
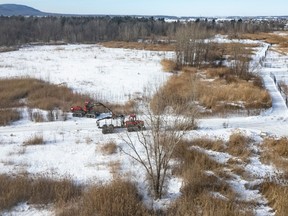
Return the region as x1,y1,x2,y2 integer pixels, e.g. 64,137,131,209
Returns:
96,113,145,134
71,101,145,133
70,101,115,118
96,114,125,134
70,101,99,118
125,114,145,132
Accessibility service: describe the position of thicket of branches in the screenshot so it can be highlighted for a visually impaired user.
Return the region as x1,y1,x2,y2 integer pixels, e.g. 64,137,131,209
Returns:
0,15,285,46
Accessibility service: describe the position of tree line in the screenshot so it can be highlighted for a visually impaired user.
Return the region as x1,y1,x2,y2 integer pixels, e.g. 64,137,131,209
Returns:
0,15,286,46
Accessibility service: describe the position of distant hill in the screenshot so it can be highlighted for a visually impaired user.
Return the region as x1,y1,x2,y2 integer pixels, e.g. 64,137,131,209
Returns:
0,4,48,16
0,3,287,20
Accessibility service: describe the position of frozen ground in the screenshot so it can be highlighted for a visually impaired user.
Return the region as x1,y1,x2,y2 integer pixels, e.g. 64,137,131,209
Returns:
0,44,173,103
0,40,288,215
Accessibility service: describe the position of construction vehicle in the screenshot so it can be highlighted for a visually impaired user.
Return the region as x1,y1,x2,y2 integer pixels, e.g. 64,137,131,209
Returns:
71,101,145,133
70,101,116,118
97,113,145,134
97,103,145,133
96,114,125,134
125,114,145,132
70,101,100,118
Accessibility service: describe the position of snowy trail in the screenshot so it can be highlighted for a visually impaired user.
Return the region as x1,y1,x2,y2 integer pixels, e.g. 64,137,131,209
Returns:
198,43,288,137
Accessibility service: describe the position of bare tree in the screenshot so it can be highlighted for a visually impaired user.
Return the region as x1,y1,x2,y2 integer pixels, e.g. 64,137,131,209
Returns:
120,98,197,199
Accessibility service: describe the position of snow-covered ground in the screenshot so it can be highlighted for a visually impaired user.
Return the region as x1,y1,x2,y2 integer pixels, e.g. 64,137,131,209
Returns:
1,40,288,215
0,44,173,103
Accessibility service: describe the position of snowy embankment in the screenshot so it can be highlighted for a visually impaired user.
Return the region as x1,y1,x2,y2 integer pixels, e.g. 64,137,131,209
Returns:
0,39,288,215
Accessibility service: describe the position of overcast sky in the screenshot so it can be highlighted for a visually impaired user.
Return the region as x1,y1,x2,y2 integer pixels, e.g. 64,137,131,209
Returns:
0,0,287,17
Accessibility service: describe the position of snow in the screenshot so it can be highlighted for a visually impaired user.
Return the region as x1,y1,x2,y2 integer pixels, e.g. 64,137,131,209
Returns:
0,39,288,215
0,44,173,103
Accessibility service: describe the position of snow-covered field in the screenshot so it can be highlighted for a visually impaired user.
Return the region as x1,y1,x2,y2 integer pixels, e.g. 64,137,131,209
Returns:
1,40,288,215
0,44,173,103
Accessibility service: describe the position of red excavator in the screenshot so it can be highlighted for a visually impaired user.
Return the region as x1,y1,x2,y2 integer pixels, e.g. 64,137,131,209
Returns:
70,101,101,118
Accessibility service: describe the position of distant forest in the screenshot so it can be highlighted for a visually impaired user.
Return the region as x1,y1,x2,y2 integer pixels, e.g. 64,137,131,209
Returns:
0,16,286,46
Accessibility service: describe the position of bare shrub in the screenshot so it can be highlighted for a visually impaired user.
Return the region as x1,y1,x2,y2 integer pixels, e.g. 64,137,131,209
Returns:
100,141,118,155
0,109,20,126
121,104,194,199
23,134,44,146
59,179,150,216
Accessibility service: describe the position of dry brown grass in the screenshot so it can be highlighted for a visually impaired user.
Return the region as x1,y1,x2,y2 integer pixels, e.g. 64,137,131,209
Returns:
150,68,271,115
240,32,288,47
0,77,93,111
261,137,288,170
23,134,44,146
258,137,288,215
0,174,82,212
100,141,118,155
0,77,102,125
0,109,21,126
100,41,175,51
58,179,152,216
161,59,178,72
198,78,271,112
187,137,226,152
219,42,257,57
227,132,252,159
260,181,288,216
170,139,253,216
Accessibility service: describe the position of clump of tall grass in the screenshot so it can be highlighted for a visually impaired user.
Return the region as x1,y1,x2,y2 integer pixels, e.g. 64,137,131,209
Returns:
58,179,151,216
100,141,118,155
0,174,82,212
260,180,288,216
23,134,44,146
227,132,252,159
261,137,288,171
161,59,178,72
0,109,20,126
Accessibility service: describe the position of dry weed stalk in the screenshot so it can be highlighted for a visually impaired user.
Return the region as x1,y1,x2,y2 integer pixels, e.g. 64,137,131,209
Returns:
23,134,44,146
